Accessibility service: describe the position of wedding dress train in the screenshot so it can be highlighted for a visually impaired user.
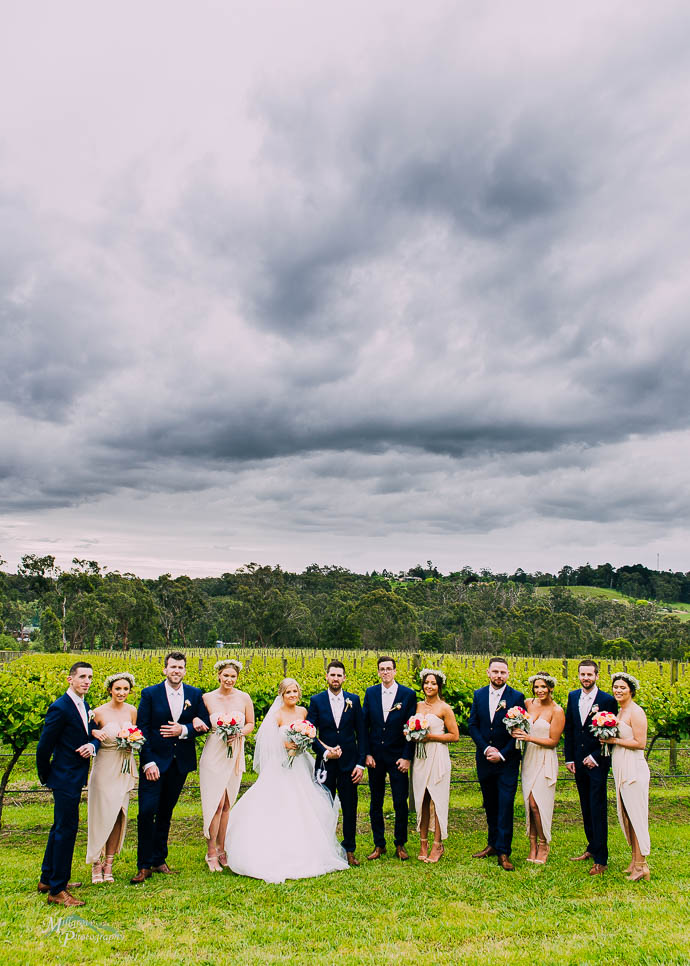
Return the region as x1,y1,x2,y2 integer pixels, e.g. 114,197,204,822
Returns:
224,708,348,884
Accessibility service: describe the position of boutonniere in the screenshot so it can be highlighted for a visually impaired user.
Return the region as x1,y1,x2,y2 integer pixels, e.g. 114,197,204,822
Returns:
88,709,96,722
392,702,402,712
184,699,191,710
345,698,353,712
497,700,506,711
590,704,599,715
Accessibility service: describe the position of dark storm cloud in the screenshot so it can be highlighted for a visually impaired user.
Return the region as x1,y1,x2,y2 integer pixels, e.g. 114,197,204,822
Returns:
2,0,690,574
0,192,126,420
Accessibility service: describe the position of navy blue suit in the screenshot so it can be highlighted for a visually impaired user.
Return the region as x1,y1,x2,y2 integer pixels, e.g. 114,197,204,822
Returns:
136,681,210,869
36,692,100,895
363,683,417,848
564,687,617,865
468,684,525,856
308,689,366,853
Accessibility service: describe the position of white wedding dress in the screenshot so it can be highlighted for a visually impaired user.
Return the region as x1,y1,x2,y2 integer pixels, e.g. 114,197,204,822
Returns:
224,704,348,884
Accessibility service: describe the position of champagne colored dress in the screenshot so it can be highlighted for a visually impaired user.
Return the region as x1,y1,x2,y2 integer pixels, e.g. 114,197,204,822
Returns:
520,717,558,842
612,719,651,856
86,721,136,863
411,713,451,841
199,711,246,839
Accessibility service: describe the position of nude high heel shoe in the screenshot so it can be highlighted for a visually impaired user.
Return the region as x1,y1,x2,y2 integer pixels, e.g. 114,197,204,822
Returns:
418,839,429,861
102,854,115,883
627,862,650,882
534,838,549,864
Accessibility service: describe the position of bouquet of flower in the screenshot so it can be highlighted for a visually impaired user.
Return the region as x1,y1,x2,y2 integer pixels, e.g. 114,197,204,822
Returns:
284,719,316,768
502,706,531,750
115,726,146,774
404,715,430,758
590,710,619,756
216,715,244,758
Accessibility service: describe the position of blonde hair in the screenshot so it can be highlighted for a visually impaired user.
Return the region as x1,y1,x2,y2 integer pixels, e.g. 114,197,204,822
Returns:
278,677,302,701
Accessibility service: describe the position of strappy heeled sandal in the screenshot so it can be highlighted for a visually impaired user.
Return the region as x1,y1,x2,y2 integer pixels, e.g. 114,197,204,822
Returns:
102,854,115,882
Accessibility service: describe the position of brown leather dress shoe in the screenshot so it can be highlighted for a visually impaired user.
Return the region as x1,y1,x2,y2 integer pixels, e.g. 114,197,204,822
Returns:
472,845,498,859
130,868,153,884
395,845,409,861
152,863,179,875
588,863,607,875
47,890,85,907
497,854,515,871
346,852,360,867
366,846,386,860
37,880,82,894
570,850,592,861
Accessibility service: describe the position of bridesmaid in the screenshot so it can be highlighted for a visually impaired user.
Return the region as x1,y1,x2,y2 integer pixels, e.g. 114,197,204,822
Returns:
601,672,651,881
87,672,138,883
512,672,564,864
200,659,255,871
412,669,459,863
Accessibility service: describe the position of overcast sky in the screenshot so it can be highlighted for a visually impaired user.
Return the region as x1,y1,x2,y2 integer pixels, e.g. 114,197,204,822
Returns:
1,1,689,579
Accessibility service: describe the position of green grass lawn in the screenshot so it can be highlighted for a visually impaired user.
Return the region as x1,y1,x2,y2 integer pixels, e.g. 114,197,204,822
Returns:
533,585,690,621
1,758,689,966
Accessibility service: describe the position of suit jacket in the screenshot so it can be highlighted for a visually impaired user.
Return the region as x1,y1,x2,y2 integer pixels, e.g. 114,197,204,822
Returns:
307,690,366,773
137,682,210,775
36,692,100,791
468,684,526,778
564,688,617,767
363,683,417,761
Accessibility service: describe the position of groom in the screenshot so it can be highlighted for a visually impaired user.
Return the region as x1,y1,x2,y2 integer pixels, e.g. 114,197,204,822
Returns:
363,656,417,861
564,659,617,875
308,660,366,866
130,652,209,883
468,656,525,871
36,661,100,906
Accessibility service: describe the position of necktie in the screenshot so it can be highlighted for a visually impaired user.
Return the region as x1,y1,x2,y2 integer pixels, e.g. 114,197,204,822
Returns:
331,696,343,727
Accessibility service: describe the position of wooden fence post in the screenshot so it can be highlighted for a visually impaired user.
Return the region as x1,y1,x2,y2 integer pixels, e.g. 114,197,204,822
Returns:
670,659,679,773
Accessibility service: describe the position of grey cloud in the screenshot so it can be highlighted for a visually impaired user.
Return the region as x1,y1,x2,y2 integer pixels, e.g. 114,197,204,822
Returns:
2,1,690,578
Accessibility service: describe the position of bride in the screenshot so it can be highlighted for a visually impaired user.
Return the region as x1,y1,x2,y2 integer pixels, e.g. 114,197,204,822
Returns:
224,678,349,883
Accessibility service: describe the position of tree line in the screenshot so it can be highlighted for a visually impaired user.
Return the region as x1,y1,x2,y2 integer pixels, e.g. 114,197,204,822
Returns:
1,555,689,659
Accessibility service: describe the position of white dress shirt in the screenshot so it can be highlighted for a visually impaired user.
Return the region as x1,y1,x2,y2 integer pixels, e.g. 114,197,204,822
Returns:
381,683,398,721
66,687,95,755
488,685,506,723
329,690,345,727
579,686,599,725
165,682,188,738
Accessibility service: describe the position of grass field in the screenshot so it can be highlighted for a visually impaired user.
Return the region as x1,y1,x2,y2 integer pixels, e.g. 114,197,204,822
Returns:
534,585,690,621
2,743,689,966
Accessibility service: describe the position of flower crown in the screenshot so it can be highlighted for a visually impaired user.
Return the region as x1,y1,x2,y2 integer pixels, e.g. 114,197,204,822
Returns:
104,671,135,690
611,671,640,691
420,667,447,684
528,672,557,689
214,658,243,673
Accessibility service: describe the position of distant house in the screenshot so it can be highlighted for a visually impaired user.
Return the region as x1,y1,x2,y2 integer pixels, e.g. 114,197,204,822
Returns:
396,575,423,583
